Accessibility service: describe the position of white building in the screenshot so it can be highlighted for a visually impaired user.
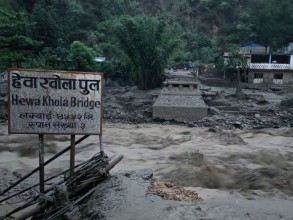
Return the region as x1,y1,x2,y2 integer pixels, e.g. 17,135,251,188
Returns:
247,53,293,85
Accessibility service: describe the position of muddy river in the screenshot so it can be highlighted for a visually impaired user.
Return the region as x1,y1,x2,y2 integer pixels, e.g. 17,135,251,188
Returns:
0,123,293,219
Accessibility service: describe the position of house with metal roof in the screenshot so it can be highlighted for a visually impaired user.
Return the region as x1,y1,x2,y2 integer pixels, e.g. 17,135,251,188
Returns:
240,42,268,54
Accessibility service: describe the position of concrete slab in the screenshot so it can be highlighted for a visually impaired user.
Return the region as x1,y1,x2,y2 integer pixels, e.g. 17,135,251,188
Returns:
153,78,208,122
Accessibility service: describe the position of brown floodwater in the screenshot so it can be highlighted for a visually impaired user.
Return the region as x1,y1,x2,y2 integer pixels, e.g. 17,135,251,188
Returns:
0,123,293,219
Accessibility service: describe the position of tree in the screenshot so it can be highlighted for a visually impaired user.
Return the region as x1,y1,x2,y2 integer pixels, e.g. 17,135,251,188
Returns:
248,0,293,50
177,31,217,73
105,15,180,90
69,41,96,71
30,4,60,48
223,45,248,94
226,10,257,44
0,9,41,70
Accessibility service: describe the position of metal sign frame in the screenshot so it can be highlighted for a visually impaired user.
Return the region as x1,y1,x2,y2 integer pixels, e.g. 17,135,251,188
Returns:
8,68,104,135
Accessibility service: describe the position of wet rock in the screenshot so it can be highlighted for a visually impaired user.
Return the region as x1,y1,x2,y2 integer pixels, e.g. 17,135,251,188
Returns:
233,121,242,129
280,98,293,107
116,91,135,102
124,169,153,180
269,86,282,92
208,107,220,115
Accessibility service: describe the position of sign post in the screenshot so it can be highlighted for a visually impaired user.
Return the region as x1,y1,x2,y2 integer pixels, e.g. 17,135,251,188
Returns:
8,69,103,192
70,135,75,176
39,134,45,193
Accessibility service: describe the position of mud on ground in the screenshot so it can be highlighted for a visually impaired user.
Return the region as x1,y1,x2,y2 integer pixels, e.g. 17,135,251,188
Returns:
102,82,293,129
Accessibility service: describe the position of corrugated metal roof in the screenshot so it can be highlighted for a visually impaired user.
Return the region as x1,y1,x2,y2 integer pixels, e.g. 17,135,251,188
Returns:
241,42,265,48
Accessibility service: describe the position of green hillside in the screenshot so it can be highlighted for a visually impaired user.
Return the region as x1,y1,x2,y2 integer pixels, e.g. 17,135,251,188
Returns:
1,0,293,88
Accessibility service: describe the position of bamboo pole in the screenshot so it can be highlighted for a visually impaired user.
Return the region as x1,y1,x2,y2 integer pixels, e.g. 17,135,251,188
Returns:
0,158,89,204
0,135,89,195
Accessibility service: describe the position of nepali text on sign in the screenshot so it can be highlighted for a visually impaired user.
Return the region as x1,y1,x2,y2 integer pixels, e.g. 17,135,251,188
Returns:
8,69,103,135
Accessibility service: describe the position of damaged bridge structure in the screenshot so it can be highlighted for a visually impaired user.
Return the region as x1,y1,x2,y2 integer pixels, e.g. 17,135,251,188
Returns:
153,71,208,121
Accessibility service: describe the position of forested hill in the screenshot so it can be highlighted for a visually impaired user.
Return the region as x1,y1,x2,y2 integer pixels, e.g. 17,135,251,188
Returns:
1,0,293,88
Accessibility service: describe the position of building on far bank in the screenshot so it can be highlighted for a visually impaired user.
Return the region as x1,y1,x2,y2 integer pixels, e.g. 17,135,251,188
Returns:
224,42,293,86
248,53,293,85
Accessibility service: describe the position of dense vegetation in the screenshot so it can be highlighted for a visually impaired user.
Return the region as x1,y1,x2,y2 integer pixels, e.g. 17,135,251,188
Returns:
1,0,293,89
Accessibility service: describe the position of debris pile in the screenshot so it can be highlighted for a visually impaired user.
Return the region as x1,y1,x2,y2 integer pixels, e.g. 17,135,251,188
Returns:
0,153,123,220
103,86,153,124
150,178,201,202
